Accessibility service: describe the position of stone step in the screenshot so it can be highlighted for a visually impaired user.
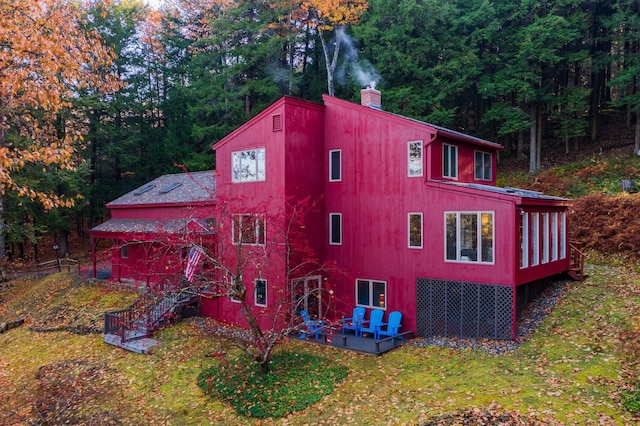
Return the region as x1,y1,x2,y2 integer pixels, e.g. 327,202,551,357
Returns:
104,333,161,354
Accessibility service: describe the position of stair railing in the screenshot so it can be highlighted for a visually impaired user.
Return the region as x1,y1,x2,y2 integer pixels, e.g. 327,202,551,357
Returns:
568,241,587,281
104,278,189,342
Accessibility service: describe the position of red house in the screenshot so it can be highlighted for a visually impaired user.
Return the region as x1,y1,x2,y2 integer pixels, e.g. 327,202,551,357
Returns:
92,89,577,340
90,171,216,289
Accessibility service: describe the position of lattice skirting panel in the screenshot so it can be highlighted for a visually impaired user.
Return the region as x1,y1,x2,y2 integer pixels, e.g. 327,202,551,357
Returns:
416,278,514,340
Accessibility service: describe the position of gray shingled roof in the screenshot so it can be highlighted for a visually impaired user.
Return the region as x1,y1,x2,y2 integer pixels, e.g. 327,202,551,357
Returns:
435,180,570,202
91,218,213,235
107,171,216,207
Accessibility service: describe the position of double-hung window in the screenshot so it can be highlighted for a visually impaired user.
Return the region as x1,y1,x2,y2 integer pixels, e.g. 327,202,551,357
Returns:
445,211,494,263
329,150,342,181
233,214,265,245
329,213,342,245
356,279,386,309
408,141,423,177
443,144,458,179
254,279,267,307
232,148,266,182
474,151,492,181
408,213,423,248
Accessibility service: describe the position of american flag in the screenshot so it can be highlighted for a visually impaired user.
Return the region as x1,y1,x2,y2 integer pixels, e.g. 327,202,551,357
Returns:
184,245,204,282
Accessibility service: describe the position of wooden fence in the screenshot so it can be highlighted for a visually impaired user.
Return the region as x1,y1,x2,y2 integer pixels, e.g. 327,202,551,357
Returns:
13,257,80,278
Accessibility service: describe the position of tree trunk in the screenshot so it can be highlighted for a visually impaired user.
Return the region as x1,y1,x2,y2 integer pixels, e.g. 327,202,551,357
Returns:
319,27,342,97
0,121,5,261
634,109,640,155
529,105,538,174
59,230,70,257
536,110,543,171
517,129,525,161
0,195,4,261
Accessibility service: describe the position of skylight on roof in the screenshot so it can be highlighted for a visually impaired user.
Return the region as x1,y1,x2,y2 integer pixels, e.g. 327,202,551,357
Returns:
159,182,183,194
133,184,155,195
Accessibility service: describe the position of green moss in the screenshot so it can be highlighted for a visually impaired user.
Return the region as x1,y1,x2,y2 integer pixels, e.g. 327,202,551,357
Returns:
197,351,348,418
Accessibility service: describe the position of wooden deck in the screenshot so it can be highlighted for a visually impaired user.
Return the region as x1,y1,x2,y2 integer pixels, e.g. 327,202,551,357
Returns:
296,330,413,355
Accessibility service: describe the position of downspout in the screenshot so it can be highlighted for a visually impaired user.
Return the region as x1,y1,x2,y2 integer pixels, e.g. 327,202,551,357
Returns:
424,132,438,182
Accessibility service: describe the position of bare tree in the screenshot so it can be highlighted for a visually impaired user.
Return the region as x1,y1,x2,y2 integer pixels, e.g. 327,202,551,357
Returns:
187,195,340,374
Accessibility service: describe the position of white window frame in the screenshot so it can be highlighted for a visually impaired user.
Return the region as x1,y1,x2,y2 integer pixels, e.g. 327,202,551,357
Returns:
443,144,458,179
551,212,559,261
531,212,540,266
232,148,266,183
408,140,423,177
120,244,128,259
542,213,550,263
254,278,267,307
560,212,567,259
329,213,342,245
329,149,342,182
229,274,241,303
408,212,423,248
232,214,266,246
520,212,529,269
444,211,494,264
474,151,492,181
356,279,387,309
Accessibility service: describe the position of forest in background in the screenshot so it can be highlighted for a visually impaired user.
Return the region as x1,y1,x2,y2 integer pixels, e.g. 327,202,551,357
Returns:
3,0,640,261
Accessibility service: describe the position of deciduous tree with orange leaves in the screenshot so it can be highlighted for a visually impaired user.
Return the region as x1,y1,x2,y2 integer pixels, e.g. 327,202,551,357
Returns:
280,0,368,96
0,0,121,259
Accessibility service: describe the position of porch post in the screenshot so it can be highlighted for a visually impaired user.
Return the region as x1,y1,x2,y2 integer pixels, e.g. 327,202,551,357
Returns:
91,236,97,279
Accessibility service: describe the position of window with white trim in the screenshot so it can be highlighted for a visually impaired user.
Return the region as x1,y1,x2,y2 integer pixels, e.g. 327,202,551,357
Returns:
552,212,559,261
443,144,458,179
474,151,492,181
531,212,540,266
120,245,128,259
560,212,567,259
408,141,423,177
520,212,529,268
445,211,494,263
232,214,265,245
356,279,386,309
329,213,342,245
229,274,242,303
232,148,266,182
255,279,267,307
542,213,550,263
408,213,423,248
329,150,341,182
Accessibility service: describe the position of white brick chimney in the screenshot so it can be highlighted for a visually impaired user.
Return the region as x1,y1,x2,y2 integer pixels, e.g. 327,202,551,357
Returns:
360,82,381,109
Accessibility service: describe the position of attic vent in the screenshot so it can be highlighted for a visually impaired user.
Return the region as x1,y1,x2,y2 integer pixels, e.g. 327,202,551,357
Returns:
159,182,183,194
272,114,282,132
134,184,155,195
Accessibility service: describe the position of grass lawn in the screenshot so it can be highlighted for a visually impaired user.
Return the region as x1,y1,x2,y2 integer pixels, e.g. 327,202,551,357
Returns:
0,264,638,425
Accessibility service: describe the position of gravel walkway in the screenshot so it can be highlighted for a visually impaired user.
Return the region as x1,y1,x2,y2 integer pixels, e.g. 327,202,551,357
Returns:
410,279,571,355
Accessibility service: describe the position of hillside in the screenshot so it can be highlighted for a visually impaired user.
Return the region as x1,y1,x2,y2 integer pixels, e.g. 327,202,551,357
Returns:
0,266,639,424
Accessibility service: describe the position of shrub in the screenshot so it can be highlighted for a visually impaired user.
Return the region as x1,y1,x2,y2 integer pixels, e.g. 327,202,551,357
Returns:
621,387,640,415
197,351,348,418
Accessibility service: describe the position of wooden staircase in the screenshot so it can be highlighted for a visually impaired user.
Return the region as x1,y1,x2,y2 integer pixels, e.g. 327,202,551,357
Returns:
567,241,587,281
104,288,196,354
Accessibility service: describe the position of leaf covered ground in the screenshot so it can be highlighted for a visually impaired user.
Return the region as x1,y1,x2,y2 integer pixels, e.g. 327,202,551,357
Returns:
0,266,638,425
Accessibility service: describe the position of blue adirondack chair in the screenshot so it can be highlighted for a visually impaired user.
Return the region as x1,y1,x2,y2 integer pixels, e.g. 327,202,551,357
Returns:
300,309,325,339
341,306,366,335
375,311,403,342
359,309,384,338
